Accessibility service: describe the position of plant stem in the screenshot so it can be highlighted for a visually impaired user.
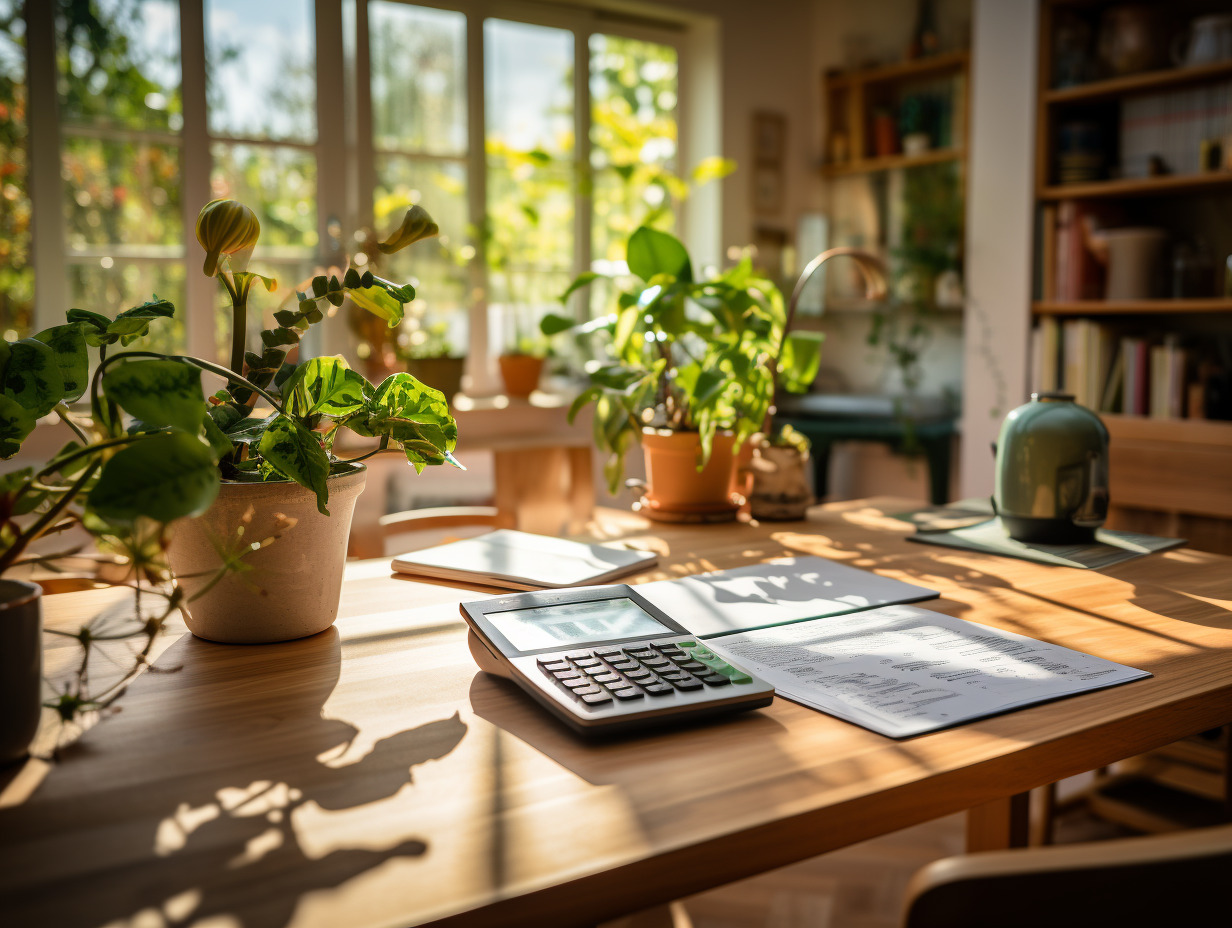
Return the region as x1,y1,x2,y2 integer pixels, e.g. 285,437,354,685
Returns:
0,460,100,575
220,272,247,376
54,403,93,445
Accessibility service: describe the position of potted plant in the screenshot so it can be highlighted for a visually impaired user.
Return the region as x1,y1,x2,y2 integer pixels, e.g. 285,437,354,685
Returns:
498,315,548,399
546,226,823,520
748,247,889,521
1,301,206,762
95,198,460,644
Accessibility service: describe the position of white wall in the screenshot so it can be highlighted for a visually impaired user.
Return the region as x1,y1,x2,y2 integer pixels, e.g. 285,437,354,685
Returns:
960,0,1037,497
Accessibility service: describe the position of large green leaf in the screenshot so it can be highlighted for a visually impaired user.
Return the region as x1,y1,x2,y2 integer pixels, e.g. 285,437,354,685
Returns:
626,226,692,283
539,312,578,336
557,272,602,305
102,359,205,434
3,337,64,418
365,372,459,472
257,414,331,514
0,394,36,459
283,356,367,419
35,324,88,402
87,432,220,523
779,331,825,394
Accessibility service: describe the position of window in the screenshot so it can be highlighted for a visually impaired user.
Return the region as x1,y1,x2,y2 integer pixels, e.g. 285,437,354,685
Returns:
6,1,700,383
0,0,32,340
57,0,185,353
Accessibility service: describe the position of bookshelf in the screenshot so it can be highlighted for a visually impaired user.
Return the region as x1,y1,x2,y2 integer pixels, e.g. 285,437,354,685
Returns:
1032,0,1232,549
822,51,968,176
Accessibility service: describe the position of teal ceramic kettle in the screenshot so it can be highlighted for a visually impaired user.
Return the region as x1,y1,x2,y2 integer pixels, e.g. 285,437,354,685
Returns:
993,392,1109,543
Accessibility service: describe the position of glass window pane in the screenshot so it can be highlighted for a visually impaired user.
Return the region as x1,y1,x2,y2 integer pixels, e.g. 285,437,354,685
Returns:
485,19,574,157
590,34,678,270
211,142,317,252
0,1,33,338
211,262,310,365
206,0,315,143
68,259,185,353
485,19,574,342
374,155,470,358
57,0,182,132
370,2,466,157
62,136,181,249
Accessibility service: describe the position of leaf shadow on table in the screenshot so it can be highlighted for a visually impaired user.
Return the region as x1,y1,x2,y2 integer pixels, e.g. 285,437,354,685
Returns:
2,628,468,928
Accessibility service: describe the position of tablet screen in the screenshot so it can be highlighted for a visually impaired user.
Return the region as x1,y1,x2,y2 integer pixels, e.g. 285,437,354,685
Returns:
487,597,670,652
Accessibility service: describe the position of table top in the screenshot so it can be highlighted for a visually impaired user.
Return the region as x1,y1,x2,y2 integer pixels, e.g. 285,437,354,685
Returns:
6,498,1232,928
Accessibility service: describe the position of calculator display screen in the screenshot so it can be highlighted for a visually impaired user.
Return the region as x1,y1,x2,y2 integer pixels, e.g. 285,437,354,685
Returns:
486,597,669,652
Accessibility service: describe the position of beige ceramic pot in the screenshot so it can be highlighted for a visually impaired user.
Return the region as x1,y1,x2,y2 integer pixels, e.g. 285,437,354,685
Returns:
642,429,736,511
168,465,366,644
498,354,544,398
747,444,814,521
0,579,42,764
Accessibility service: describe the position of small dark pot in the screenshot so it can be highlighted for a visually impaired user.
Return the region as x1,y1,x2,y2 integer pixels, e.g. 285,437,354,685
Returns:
406,355,466,405
0,579,43,765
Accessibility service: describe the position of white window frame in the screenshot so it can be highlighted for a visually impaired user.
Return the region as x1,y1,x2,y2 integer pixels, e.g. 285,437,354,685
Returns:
21,0,719,391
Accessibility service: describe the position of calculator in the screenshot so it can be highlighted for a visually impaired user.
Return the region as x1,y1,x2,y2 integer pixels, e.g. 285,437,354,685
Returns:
460,584,775,737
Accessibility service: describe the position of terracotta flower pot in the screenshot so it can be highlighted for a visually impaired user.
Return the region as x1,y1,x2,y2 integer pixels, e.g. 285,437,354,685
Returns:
642,428,737,511
406,355,466,404
747,444,815,521
0,579,42,765
499,354,544,398
167,466,367,644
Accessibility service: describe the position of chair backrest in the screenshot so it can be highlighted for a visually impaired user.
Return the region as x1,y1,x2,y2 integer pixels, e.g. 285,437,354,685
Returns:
378,505,504,558
902,822,1232,928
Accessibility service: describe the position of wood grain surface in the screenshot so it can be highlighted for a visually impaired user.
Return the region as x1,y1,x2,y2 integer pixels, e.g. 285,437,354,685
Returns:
4,498,1232,928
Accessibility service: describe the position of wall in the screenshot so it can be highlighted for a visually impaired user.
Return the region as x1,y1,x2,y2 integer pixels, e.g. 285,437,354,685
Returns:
960,0,1037,497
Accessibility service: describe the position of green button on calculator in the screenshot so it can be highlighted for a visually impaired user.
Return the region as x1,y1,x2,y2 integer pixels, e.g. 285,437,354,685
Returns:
460,584,775,737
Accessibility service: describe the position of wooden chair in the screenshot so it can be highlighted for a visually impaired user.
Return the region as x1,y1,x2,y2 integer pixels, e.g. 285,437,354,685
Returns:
378,505,503,558
903,822,1232,927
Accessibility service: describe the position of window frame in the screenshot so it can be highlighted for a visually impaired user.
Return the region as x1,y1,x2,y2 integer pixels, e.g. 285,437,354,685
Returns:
20,0,712,387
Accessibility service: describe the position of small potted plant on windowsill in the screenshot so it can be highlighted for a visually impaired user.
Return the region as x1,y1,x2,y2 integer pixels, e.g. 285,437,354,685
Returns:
498,308,549,399
547,226,823,521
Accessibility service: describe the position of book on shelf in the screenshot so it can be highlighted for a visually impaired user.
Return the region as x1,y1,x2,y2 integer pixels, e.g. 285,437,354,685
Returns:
1120,80,1232,179
1031,321,1198,420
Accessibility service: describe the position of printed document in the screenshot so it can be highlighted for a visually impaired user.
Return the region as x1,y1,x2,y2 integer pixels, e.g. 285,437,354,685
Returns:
706,603,1150,738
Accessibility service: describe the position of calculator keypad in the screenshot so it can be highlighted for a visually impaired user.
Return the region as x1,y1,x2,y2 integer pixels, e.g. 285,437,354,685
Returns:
537,639,754,710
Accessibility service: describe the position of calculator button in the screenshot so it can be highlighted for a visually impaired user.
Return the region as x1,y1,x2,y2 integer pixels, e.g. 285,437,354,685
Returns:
626,669,654,681
538,658,570,670
641,657,672,669
593,647,622,657
582,665,610,676
675,640,697,649
580,692,613,707
608,660,639,672
624,648,657,660
560,677,594,690
658,670,690,682
727,672,754,685
572,684,602,696
678,661,707,672
609,687,644,701
572,657,602,668
553,670,584,680
699,673,731,686
670,678,704,691
643,683,674,696
593,672,622,685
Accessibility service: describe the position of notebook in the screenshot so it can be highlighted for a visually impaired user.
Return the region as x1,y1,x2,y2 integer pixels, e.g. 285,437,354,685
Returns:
391,529,658,590
636,556,940,638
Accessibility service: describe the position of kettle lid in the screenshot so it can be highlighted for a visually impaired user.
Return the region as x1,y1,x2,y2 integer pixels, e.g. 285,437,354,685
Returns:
1031,391,1075,403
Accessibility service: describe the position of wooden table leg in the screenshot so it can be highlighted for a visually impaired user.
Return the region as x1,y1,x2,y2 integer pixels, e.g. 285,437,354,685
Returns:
966,791,1030,852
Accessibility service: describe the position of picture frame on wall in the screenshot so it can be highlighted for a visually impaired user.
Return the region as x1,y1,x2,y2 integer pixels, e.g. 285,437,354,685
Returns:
752,165,784,215
752,111,787,164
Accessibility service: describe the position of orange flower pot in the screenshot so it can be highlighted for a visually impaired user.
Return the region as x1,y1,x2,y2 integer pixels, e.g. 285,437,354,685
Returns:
641,428,737,512
498,354,544,398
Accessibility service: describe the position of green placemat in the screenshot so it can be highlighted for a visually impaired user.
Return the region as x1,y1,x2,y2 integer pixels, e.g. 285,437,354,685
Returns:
907,517,1185,569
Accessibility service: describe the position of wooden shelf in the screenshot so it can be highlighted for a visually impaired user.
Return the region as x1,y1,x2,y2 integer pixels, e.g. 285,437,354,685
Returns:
824,50,968,89
1101,414,1232,446
1039,170,1232,200
1045,59,1232,105
822,147,963,177
1033,299,1232,316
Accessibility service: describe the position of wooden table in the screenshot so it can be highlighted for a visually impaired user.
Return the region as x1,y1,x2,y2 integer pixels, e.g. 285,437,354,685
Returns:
5,497,1232,928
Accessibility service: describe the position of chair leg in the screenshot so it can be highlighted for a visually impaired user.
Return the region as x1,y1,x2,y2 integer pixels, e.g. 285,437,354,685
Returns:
1031,783,1058,846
